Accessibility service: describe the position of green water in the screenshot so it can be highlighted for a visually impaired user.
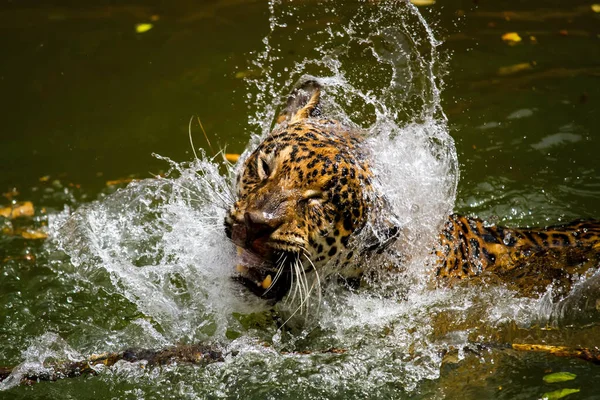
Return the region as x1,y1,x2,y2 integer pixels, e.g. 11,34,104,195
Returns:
1,1,600,399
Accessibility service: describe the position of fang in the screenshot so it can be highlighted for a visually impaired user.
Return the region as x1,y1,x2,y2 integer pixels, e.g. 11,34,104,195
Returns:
261,274,272,289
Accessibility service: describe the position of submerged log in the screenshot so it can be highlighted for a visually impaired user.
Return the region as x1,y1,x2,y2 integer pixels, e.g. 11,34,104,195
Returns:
512,343,600,364
0,344,224,386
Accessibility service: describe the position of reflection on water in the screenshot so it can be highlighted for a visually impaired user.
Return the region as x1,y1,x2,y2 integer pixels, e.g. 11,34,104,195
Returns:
1,0,600,399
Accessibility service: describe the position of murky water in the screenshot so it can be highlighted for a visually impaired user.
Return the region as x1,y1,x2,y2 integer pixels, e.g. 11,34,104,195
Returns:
1,1,600,399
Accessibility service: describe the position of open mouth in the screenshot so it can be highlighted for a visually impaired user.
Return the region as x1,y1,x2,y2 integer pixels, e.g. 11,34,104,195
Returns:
234,247,293,300
230,223,294,299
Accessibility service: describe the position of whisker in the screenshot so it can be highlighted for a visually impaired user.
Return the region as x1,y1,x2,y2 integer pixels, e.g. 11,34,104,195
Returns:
282,261,315,327
284,255,295,304
271,253,287,285
164,178,228,210
287,261,298,305
282,302,303,327
192,171,234,203
188,115,199,160
294,258,306,310
296,255,310,314
303,252,322,316
197,116,215,156
283,252,324,327
287,255,303,307
149,170,230,211
299,266,308,314
155,151,234,206
275,252,286,264
191,172,231,207
263,253,286,296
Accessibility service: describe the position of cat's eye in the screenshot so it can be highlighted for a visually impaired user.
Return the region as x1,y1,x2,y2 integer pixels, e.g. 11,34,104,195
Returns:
302,190,323,200
257,154,271,180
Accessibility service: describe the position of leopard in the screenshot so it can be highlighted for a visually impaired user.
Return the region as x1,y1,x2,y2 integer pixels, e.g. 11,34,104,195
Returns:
224,80,600,302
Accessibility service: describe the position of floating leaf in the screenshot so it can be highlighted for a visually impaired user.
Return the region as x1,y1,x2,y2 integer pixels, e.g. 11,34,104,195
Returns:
498,62,533,76
410,0,436,6
592,4,600,13
135,23,153,33
106,178,136,187
542,388,580,400
21,230,48,240
235,69,262,79
2,188,19,200
502,32,522,44
0,201,35,219
225,153,240,163
543,372,577,383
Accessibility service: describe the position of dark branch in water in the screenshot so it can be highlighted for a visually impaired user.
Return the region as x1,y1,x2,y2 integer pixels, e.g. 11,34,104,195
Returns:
0,341,598,387
0,344,224,386
511,343,600,364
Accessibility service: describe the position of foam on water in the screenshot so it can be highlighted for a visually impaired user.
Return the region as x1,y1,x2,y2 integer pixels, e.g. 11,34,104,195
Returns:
1,1,562,396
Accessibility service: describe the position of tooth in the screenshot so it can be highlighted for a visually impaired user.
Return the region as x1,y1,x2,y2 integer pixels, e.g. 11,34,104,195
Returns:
236,264,248,273
261,274,272,289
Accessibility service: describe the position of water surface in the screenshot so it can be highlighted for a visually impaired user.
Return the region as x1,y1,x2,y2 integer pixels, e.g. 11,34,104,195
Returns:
1,1,599,399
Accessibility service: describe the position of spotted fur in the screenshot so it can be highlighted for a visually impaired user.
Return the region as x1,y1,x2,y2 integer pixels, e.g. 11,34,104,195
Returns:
225,80,600,299
225,81,399,299
436,215,600,296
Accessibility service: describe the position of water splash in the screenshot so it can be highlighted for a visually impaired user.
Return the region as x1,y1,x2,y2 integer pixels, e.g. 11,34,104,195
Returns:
0,333,82,391
240,0,459,279
243,0,447,136
52,156,270,345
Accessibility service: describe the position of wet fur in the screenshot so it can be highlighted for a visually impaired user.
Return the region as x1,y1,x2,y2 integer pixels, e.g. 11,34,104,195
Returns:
226,80,600,303
437,215,600,296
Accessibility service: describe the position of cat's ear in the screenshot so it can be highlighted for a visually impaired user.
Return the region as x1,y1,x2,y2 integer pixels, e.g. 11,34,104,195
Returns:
276,80,322,125
362,215,402,254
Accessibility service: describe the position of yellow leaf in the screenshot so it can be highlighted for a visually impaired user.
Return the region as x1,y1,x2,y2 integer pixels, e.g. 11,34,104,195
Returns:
591,4,600,13
106,178,136,187
497,62,533,76
21,230,48,240
235,69,261,79
225,153,240,163
0,201,35,219
410,0,436,6
135,23,153,34
542,388,580,400
502,32,522,43
543,372,577,383
2,188,19,200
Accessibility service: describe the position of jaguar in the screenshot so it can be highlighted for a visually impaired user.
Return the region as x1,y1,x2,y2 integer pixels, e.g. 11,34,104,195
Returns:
224,80,600,302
